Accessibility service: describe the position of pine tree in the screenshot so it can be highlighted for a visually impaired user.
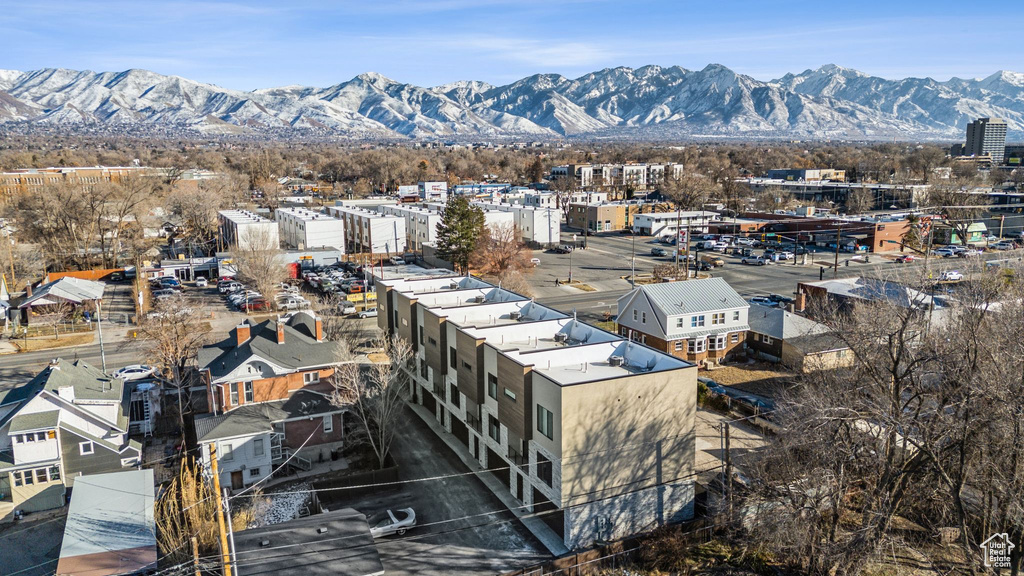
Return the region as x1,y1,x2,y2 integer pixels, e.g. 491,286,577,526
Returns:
435,195,485,273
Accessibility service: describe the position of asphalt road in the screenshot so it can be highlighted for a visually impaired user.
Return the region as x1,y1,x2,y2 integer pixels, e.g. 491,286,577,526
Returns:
0,340,147,389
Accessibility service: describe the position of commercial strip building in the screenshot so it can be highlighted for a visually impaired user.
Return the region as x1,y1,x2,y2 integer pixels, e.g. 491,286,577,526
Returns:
276,207,345,252
374,272,697,549
764,168,847,182
632,211,720,238
324,205,407,255
218,210,280,251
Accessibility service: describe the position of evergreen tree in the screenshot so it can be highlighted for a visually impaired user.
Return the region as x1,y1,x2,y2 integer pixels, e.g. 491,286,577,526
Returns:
527,157,545,184
435,195,485,273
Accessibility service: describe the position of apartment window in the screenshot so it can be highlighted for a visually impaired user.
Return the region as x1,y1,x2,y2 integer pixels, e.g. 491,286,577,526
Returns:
632,310,638,321
711,313,725,326
222,443,234,461
676,317,684,328
488,373,498,400
687,338,707,354
254,438,265,457
674,340,683,351
537,405,555,440
488,415,501,442
244,381,254,403
304,372,320,384
536,452,553,487
733,311,740,321
731,333,740,344
22,470,33,485
230,382,239,405
428,336,437,347
462,360,472,371
249,468,261,477
691,315,705,328
709,334,728,351
450,348,457,368
450,384,460,408
504,388,517,402
761,334,774,345
419,326,424,345
323,415,333,434
80,441,94,456
49,466,60,481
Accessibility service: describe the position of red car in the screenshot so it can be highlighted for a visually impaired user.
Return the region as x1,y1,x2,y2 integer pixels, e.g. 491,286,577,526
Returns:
246,298,271,312
894,254,915,263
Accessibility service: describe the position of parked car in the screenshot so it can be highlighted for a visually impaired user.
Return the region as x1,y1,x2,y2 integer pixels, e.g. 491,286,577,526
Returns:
993,242,1016,251
777,251,795,260
153,288,177,299
940,270,964,282
933,247,958,258
114,365,157,381
741,256,768,266
219,281,243,294
957,248,982,258
369,508,416,538
734,237,755,247
245,298,272,312
697,377,726,395
195,278,208,287
388,257,407,266
530,257,541,266
895,254,915,263
554,245,574,254
650,247,668,257
749,296,777,307
768,294,795,305
699,254,724,267
109,271,125,282
358,307,378,319
337,301,357,315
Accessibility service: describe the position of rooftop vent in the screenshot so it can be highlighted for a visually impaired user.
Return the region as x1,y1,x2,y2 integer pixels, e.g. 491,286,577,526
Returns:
553,332,569,343
608,355,625,367
509,311,522,321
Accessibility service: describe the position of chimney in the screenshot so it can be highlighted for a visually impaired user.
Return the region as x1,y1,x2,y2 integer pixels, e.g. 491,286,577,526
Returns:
25,283,32,298
236,322,251,347
277,320,286,344
315,317,323,342
795,293,807,313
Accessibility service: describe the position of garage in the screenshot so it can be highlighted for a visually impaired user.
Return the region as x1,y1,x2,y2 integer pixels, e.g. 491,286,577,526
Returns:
451,416,469,448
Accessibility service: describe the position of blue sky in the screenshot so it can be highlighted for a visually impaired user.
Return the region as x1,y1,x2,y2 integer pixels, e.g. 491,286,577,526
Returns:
1,0,1018,90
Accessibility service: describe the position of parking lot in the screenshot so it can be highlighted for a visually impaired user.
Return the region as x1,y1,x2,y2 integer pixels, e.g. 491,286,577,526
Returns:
317,406,548,576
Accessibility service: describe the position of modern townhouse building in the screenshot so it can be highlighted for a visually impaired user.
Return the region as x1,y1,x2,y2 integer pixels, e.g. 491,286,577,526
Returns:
472,202,560,247
324,206,407,255
195,312,342,491
375,274,698,549
378,204,440,252
521,192,557,209
275,207,345,252
550,164,594,188
0,360,142,521
616,278,749,367
218,210,280,251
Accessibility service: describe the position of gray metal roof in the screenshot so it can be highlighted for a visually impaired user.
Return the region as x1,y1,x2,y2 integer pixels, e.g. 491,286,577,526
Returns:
20,276,105,308
194,390,338,442
746,306,829,341
629,277,748,317
9,410,60,433
57,469,156,575
233,508,384,576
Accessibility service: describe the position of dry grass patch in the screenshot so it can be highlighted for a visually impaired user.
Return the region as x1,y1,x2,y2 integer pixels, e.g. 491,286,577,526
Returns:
707,361,796,397
14,332,95,352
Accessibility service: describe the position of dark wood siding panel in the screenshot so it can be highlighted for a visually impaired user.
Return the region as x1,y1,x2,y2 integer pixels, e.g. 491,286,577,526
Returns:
394,293,416,351
495,354,527,439
376,282,391,332
423,311,445,378
455,330,481,404
523,370,533,442
58,427,132,485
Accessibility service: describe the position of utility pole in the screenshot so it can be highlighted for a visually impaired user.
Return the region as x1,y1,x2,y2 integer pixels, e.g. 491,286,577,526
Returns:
5,235,15,287
832,225,842,279
210,445,233,576
224,488,238,572
723,422,733,520
674,205,681,280
96,299,106,372
191,537,201,576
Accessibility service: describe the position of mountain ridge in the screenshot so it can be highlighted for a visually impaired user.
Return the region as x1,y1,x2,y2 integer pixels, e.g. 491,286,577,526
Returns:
1,64,1022,140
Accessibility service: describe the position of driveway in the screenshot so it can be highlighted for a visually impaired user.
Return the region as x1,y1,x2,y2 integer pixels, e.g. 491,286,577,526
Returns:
0,512,67,576
318,405,549,576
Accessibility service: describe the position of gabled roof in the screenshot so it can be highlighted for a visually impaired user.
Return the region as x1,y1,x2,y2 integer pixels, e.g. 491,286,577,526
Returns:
195,390,338,442
625,278,748,319
19,276,105,308
9,410,60,433
747,306,828,341
31,358,125,402
199,314,335,381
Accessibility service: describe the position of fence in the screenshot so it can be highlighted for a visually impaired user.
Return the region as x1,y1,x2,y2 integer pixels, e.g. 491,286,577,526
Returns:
311,464,400,499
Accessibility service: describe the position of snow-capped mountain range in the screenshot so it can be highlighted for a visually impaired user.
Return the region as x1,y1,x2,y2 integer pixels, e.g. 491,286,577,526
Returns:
1,64,1022,140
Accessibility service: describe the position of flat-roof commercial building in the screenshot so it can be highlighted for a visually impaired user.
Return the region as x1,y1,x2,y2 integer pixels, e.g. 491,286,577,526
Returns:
275,207,345,252
218,210,280,251
473,202,561,247
324,206,407,255
374,273,697,550
632,211,719,238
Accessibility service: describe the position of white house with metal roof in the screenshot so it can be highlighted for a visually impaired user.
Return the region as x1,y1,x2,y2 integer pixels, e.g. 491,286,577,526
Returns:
616,278,750,367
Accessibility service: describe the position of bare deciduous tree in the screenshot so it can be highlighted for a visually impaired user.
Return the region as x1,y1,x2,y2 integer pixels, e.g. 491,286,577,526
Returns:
928,178,989,247
232,226,286,312
330,335,412,470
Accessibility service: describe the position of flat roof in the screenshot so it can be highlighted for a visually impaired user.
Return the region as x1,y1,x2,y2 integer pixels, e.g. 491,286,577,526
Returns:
464,317,618,353
276,207,341,222
218,209,273,224
512,339,692,386
57,469,156,576
436,299,565,329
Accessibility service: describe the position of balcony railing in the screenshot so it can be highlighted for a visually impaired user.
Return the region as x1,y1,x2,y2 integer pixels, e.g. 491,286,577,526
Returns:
466,412,481,433
507,447,526,468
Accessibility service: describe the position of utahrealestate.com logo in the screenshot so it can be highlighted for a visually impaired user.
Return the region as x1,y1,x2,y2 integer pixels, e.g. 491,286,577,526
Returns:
980,533,1015,569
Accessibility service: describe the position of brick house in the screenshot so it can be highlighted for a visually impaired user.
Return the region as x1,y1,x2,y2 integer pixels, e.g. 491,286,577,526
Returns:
195,312,343,491
616,278,749,367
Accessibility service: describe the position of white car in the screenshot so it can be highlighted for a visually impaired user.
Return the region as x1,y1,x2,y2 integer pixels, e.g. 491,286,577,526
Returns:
530,258,541,266
195,278,208,287
369,508,416,538
940,270,964,282
358,308,378,319
114,365,157,381
778,251,795,260
933,247,958,258
337,301,357,315
741,256,768,266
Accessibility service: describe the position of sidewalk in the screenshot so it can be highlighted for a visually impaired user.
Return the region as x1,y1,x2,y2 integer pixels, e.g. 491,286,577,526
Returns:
408,403,570,556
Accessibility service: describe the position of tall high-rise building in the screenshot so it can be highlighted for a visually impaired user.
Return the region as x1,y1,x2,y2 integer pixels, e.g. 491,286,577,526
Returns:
965,117,1008,164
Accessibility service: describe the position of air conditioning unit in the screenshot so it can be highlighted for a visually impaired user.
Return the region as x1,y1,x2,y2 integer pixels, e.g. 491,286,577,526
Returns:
509,311,522,321
608,355,625,367
553,332,569,343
